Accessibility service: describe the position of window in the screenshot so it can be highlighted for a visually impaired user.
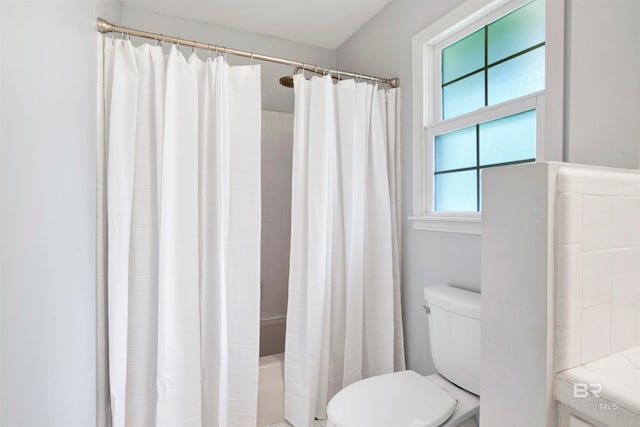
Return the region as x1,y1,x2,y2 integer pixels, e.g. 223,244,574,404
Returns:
411,0,560,234
435,109,537,211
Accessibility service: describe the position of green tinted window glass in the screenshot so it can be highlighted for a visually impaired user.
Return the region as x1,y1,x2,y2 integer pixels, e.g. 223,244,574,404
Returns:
479,110,536,165
434,1,544,212
442,71,484,119
442,29,485,84
488,46,544,105
435,126,477,172
488,0,545,64
435,170,478,212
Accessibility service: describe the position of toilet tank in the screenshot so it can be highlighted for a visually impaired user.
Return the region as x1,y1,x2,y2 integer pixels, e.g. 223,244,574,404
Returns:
424,285,481,395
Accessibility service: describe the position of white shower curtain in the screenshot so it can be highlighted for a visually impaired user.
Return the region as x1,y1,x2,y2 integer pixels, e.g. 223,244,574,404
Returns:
284,74,405,427
103,38,261,427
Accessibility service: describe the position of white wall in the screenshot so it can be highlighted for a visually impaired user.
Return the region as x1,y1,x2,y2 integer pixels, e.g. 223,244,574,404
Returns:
0,1,119,426
337,0,473,375
481,162,559,427
565,0,640,168
120,6,336,113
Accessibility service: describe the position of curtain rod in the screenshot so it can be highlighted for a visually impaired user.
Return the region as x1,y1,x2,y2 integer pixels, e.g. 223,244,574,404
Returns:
96,18,400,88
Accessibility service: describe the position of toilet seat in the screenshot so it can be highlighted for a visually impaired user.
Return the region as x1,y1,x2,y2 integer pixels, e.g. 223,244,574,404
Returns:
326,370,457,427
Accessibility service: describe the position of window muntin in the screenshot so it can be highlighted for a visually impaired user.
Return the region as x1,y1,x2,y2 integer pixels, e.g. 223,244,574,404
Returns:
440,0,545,120
434,109,537,212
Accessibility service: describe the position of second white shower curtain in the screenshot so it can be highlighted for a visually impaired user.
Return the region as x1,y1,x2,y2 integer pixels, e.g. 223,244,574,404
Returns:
285,74,405,427
104,38,261,427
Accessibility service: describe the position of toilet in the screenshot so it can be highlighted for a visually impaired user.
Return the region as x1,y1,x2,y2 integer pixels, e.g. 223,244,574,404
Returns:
326,285,481,427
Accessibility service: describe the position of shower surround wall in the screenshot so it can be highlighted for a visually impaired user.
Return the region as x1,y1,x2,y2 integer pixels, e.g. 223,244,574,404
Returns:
261,111,294,320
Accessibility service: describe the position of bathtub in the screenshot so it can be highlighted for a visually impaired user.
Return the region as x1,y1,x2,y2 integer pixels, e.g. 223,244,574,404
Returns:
258,316,286,427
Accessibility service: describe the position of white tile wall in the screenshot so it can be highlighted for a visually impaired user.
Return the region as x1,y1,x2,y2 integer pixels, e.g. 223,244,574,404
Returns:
582,196,612,251
261,110,294,320
612,198,640,247
580,303,611,362
581,250,611,308
555,167,640,372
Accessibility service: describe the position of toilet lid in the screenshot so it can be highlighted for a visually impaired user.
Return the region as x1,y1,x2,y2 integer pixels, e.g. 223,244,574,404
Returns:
327,371,456,427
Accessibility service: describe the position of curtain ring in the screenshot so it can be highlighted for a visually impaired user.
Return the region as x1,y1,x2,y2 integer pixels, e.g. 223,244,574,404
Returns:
250,52,254,65
223,47,227,61
192,40,196,54
208,45,212,59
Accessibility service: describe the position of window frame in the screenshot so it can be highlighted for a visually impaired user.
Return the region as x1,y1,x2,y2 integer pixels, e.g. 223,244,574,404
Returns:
410,0,563,234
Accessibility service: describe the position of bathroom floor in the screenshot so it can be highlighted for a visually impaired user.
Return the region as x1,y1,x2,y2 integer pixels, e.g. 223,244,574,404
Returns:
266,420,326,427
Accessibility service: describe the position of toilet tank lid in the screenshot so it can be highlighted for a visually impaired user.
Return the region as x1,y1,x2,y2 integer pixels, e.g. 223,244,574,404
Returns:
424,285,481,319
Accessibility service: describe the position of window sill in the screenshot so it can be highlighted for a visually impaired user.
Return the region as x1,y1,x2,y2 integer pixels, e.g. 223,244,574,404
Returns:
409,214,481,235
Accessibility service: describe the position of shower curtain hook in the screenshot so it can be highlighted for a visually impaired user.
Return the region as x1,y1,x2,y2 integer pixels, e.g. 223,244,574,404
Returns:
223,47,227,61
250,52,254,65
192,40,196,54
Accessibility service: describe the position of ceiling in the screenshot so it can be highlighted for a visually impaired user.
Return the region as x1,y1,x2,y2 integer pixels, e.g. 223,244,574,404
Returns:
120,0,394,49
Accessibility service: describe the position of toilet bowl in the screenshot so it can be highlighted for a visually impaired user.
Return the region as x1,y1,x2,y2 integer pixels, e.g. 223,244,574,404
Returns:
326,285,481,427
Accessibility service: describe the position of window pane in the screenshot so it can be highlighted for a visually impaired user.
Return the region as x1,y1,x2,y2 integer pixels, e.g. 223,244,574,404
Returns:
488,0,545,64
479,109,536,166
442,28,485,84
443,71,484,119
435,170,478,212
488,46,544,105
435,126,477,172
